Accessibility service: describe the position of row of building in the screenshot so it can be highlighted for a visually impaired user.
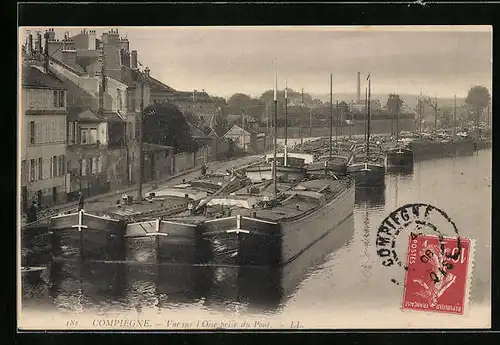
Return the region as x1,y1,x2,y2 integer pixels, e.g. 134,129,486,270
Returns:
19,28,224,213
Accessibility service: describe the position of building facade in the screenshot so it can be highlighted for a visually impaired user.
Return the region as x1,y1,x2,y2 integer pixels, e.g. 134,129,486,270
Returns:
20,65,68,211
222,124,265,153
40,28,174,196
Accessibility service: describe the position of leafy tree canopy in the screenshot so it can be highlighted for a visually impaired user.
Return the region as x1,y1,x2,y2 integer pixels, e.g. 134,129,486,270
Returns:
227,93,254,108
386,94,404,114
465,86,490,112
259,89,314,105
210,96,228,109
142,102,199,153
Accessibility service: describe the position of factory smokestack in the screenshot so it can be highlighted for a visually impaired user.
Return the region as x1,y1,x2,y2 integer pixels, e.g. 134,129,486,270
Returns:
357,71,361,103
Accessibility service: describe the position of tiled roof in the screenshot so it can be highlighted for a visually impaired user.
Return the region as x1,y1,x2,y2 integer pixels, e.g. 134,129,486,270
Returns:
101,111,126,123
223,124,258,136
67,107,104,122
145,75,176,92
22,65,66,90
188,122,208,138
78,109,103,122
48,56,86,76
75,49,100,58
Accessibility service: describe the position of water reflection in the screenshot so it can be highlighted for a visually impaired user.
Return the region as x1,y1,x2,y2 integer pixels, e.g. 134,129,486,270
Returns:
355,185,386,208
47,260,127,310
386,164,414,178
23,216,355,314
200,216,355,314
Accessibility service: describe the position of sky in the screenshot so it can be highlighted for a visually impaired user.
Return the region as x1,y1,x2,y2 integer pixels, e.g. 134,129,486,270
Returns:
20,26,492,99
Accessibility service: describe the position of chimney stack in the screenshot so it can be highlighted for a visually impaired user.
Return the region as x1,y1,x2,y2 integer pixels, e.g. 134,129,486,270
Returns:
28,33,33,54
357,71,361,103
131,50,138,69
37,33,42,53
88,29,96,50
43,31,50,73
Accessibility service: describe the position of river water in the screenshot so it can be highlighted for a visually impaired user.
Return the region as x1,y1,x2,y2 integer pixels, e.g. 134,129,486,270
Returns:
19,149,491,329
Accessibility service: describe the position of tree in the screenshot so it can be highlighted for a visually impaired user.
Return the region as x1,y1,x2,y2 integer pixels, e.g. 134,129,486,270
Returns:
142,102,199,153
227,93,254,108
386,94,404,134
439,109,453,128
259,89,313,105
210,96,227,108
465,86,490,127
386,94,403,114
338,101,350,120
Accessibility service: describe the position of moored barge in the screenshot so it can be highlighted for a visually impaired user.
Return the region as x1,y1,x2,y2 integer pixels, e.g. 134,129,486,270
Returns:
163,171,355,267
48,172,250,262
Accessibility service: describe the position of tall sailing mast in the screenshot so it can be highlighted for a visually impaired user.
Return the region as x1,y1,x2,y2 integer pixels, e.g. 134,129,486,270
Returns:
300,88,304,149
453,94,457,138
364,87,368,143
335,100,339,148
284,77,288,166
396,95,400,142
329,73,333,159
273,60,278,198
366,73,371,158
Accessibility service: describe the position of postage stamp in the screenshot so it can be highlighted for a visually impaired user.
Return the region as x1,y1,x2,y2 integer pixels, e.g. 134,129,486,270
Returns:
402,233,474,315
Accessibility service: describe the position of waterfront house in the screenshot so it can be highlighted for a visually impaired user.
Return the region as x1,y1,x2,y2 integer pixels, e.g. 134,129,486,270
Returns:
20,64,68,211
222,124,265,153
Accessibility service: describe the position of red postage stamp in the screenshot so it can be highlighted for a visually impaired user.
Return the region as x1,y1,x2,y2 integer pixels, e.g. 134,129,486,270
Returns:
402,233,474,315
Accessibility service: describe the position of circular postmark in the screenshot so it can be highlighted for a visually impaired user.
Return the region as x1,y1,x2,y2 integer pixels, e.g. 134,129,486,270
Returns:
375,203,462,285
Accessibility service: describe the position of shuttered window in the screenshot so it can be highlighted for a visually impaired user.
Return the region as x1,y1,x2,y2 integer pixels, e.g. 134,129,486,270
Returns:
81,159,87,176
29,121,35,144
38,158,43,180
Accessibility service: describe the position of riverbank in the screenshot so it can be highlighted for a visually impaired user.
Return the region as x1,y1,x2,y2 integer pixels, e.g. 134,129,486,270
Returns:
21,153,264,228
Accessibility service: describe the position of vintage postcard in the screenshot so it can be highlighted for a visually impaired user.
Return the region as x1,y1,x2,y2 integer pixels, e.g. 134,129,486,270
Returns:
18,25,491,330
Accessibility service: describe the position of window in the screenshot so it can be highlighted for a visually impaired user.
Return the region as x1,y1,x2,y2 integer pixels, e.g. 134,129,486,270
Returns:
53,90,58,107
43,123,49,143
52,155,57,178
96,156,102,173
59,121,65,142
21,160,27,184
81,129,88,144
58,155,65,176
52,122,57,142
43,157,50,178
81,159,87,176
59,91,65,108
75,123,80,144
29,159,35,182
68,121,73,144
91,157,97,175
117,89,122,110
90,128,98,144
38,158,43,180
29,121,35,144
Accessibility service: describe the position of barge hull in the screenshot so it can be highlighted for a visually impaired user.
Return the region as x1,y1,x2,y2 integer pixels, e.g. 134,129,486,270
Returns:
201,179,355,267
347,164,386,187
386,149,414,167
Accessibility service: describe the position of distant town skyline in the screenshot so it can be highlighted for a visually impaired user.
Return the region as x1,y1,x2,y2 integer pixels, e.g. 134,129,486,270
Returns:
19,26,492,99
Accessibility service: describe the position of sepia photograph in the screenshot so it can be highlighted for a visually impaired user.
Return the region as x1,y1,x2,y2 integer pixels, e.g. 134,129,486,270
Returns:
17,25,492,330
